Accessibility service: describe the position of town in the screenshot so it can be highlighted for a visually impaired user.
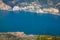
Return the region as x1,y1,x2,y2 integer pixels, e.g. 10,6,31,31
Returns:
0,0,60,15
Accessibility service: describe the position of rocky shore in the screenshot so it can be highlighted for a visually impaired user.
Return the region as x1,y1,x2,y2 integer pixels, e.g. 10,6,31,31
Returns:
0,32,60,40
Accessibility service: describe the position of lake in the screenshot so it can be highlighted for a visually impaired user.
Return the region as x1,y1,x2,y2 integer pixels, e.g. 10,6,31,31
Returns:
0,10,60,36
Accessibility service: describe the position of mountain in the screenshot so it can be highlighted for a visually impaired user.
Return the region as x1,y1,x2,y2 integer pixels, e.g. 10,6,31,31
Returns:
2,0,37,8
2,0,60,8
0,0,60,15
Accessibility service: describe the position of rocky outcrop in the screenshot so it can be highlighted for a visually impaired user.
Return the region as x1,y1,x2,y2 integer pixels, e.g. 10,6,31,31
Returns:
0,0,12,10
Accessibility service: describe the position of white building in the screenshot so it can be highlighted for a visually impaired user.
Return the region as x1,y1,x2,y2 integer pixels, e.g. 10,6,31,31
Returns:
13,6,20,11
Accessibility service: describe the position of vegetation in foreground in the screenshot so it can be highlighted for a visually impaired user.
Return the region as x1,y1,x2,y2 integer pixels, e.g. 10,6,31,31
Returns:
0,32,60,40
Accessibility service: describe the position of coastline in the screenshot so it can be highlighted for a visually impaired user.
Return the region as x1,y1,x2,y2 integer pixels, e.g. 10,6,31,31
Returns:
0,32,60,40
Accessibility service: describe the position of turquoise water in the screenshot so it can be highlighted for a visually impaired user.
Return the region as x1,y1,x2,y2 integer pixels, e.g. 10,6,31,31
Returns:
0,10,60,36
